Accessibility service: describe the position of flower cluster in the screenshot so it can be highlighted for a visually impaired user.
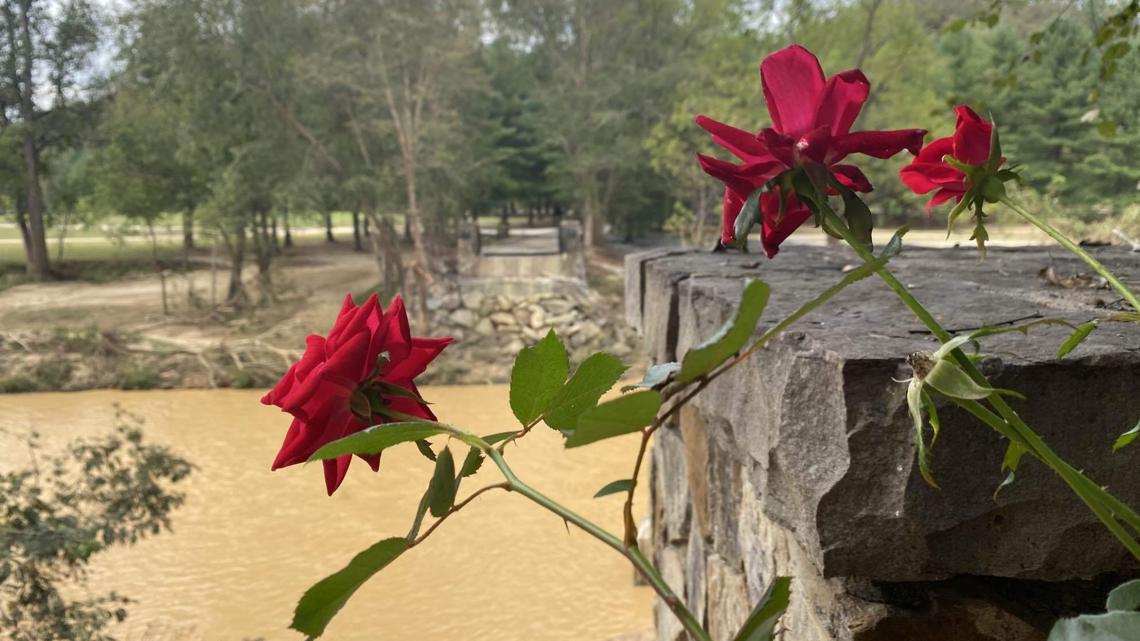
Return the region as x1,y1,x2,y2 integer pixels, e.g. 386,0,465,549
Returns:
262,294,451,494
695,45,925,256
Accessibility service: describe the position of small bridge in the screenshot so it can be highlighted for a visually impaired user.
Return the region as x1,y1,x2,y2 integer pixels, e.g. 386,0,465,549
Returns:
456,221,585,293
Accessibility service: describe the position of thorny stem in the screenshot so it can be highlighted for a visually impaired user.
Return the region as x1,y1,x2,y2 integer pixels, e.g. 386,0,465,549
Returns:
485,449,712,641
409,482,510,548
1000,196,1140,313
817,206,1140,559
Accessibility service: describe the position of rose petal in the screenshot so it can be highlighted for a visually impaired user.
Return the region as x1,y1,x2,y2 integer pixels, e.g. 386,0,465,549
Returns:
721,188,744,245
831,164,874,192
694,115,773,162
952,105,991,166
900,162,966,195
914,136,954,164
926,187,962,214
386,336,453,381
814,69,870,136
831,129,926,161
760,44,826,136
759,190,813,259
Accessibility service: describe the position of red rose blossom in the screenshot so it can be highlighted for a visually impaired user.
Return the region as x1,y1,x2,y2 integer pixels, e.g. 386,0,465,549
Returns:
695,44,926,257
263,293,451,495
899,105,998,213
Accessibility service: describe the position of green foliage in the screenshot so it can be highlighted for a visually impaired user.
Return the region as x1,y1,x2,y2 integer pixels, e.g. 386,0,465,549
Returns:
308,422,453,462
0,408,193,641
677,280,770,383
1048,578,1140,640
426,447,458,518
564,390,662,448
593,479,634,498
1114,420,1140,452
509,330,570,426
733,576,792,641
543,353,628,432
291,537,408,638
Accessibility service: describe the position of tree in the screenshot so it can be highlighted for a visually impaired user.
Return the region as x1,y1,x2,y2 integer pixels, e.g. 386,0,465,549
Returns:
0,0,99,279
0,409,193,641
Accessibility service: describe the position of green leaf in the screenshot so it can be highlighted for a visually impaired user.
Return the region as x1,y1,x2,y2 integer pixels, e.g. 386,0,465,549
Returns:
1107,579,1140,612
842,191,873,250
510,330,570,426
621,361,680,392
986,120,1003,175
733,187,763,250
908,381,939,489
565,390,662,448
880,226,910,260
426,447,457,518
414,439,436,462
407,488,431,542
309,422,448,462
1048,611,1140,641
458,447,484,479
994,441,1027,499
676,280,770,383
1114,420,1140,452
593,479,634,498
924,359,1009,400
733,576,792,641
291,537,408,638
481,431,516,445
543,352,628,431
1058,321,1098,358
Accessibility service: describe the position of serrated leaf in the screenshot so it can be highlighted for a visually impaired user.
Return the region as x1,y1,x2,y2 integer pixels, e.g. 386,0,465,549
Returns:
733,576,792,641
427,447,457,518
622,361,680,392
1114,420,1140,452
676,280,770,383
544,353,628,431
510,330,570,426
458,447,484,479
1058,321,1098,358
291,537,408,638
593,479,634,498
564,390,661,448
309,422,449,462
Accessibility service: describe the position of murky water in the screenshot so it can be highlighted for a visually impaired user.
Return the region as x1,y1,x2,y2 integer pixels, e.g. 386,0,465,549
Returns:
0,387,653,641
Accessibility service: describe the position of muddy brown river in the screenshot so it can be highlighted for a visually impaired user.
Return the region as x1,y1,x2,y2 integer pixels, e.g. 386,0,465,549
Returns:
0,387,653,641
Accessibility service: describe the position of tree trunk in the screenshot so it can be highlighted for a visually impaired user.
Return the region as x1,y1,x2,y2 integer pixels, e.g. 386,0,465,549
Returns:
363,215,370,237
324,210,334,242
283,210,294,248
19,130,49,279
270,214,280,254
352,209,362,251
15,2,48,280
401,162,432,324
14,201,31,259
183,209,194,249
253,210,273,302
148,222,169,315
226,224,248,306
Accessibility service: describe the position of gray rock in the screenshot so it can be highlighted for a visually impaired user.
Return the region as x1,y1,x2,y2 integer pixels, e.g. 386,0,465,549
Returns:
528,305,546,329
542,297,577,315
463,290,485,311
473,317,494,336
631,246,1140,640
489,312,517,327
448,308,477,329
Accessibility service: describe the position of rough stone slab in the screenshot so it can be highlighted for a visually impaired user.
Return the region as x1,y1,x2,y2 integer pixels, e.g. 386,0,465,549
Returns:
630,245,1140,585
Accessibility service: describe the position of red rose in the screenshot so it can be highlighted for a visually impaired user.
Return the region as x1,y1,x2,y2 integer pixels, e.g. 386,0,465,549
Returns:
263,294,451,495
899,105,997,213
695,44,926,257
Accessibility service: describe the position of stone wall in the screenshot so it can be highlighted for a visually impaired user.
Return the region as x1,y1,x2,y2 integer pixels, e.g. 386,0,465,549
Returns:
626,246,1140,641
421,276,639,384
